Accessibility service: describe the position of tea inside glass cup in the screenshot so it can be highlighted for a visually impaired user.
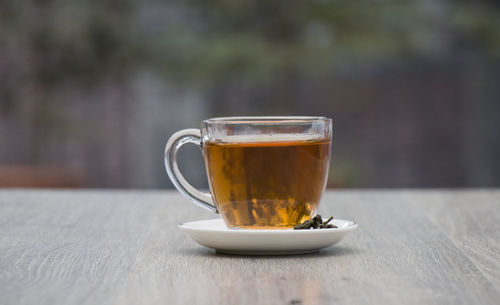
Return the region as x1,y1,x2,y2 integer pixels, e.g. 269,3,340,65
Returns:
204,135,330,229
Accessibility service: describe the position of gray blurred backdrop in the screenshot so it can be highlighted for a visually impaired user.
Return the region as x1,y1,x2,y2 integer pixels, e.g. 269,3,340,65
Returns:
1,0,500,189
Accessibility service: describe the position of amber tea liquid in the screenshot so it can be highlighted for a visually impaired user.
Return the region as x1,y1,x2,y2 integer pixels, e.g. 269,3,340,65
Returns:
203,136,330,229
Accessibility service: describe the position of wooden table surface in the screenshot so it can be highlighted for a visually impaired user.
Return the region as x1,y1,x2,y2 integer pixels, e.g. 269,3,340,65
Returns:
1,189,499,305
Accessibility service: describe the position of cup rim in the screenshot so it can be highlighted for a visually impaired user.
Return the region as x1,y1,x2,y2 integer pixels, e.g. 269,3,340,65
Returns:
203,116,331,125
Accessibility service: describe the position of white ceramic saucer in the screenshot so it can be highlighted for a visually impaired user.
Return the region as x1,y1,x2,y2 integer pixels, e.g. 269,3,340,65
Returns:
179,218,358,255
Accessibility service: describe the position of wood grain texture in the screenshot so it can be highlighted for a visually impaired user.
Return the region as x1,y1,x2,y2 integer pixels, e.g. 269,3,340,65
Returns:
1,190,499,305
413,190,500,288
0,190,162,305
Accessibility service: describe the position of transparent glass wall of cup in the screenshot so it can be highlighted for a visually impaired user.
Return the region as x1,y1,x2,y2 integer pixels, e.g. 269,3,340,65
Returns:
164,117,332,229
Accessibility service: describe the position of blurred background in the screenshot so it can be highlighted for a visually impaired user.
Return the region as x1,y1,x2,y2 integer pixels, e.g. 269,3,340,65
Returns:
1,0,499,189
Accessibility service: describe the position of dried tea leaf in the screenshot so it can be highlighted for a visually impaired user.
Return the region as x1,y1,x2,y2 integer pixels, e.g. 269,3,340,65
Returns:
294,215,337,230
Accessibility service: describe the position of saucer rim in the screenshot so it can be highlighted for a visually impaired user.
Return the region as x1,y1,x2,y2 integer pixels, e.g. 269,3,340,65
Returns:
178,218,358,234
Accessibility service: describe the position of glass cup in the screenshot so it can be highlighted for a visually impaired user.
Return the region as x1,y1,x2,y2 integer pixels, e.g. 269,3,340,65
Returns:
164,116,332,229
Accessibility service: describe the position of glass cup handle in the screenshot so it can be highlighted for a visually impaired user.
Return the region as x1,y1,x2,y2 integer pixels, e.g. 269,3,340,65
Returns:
164,128,217,213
